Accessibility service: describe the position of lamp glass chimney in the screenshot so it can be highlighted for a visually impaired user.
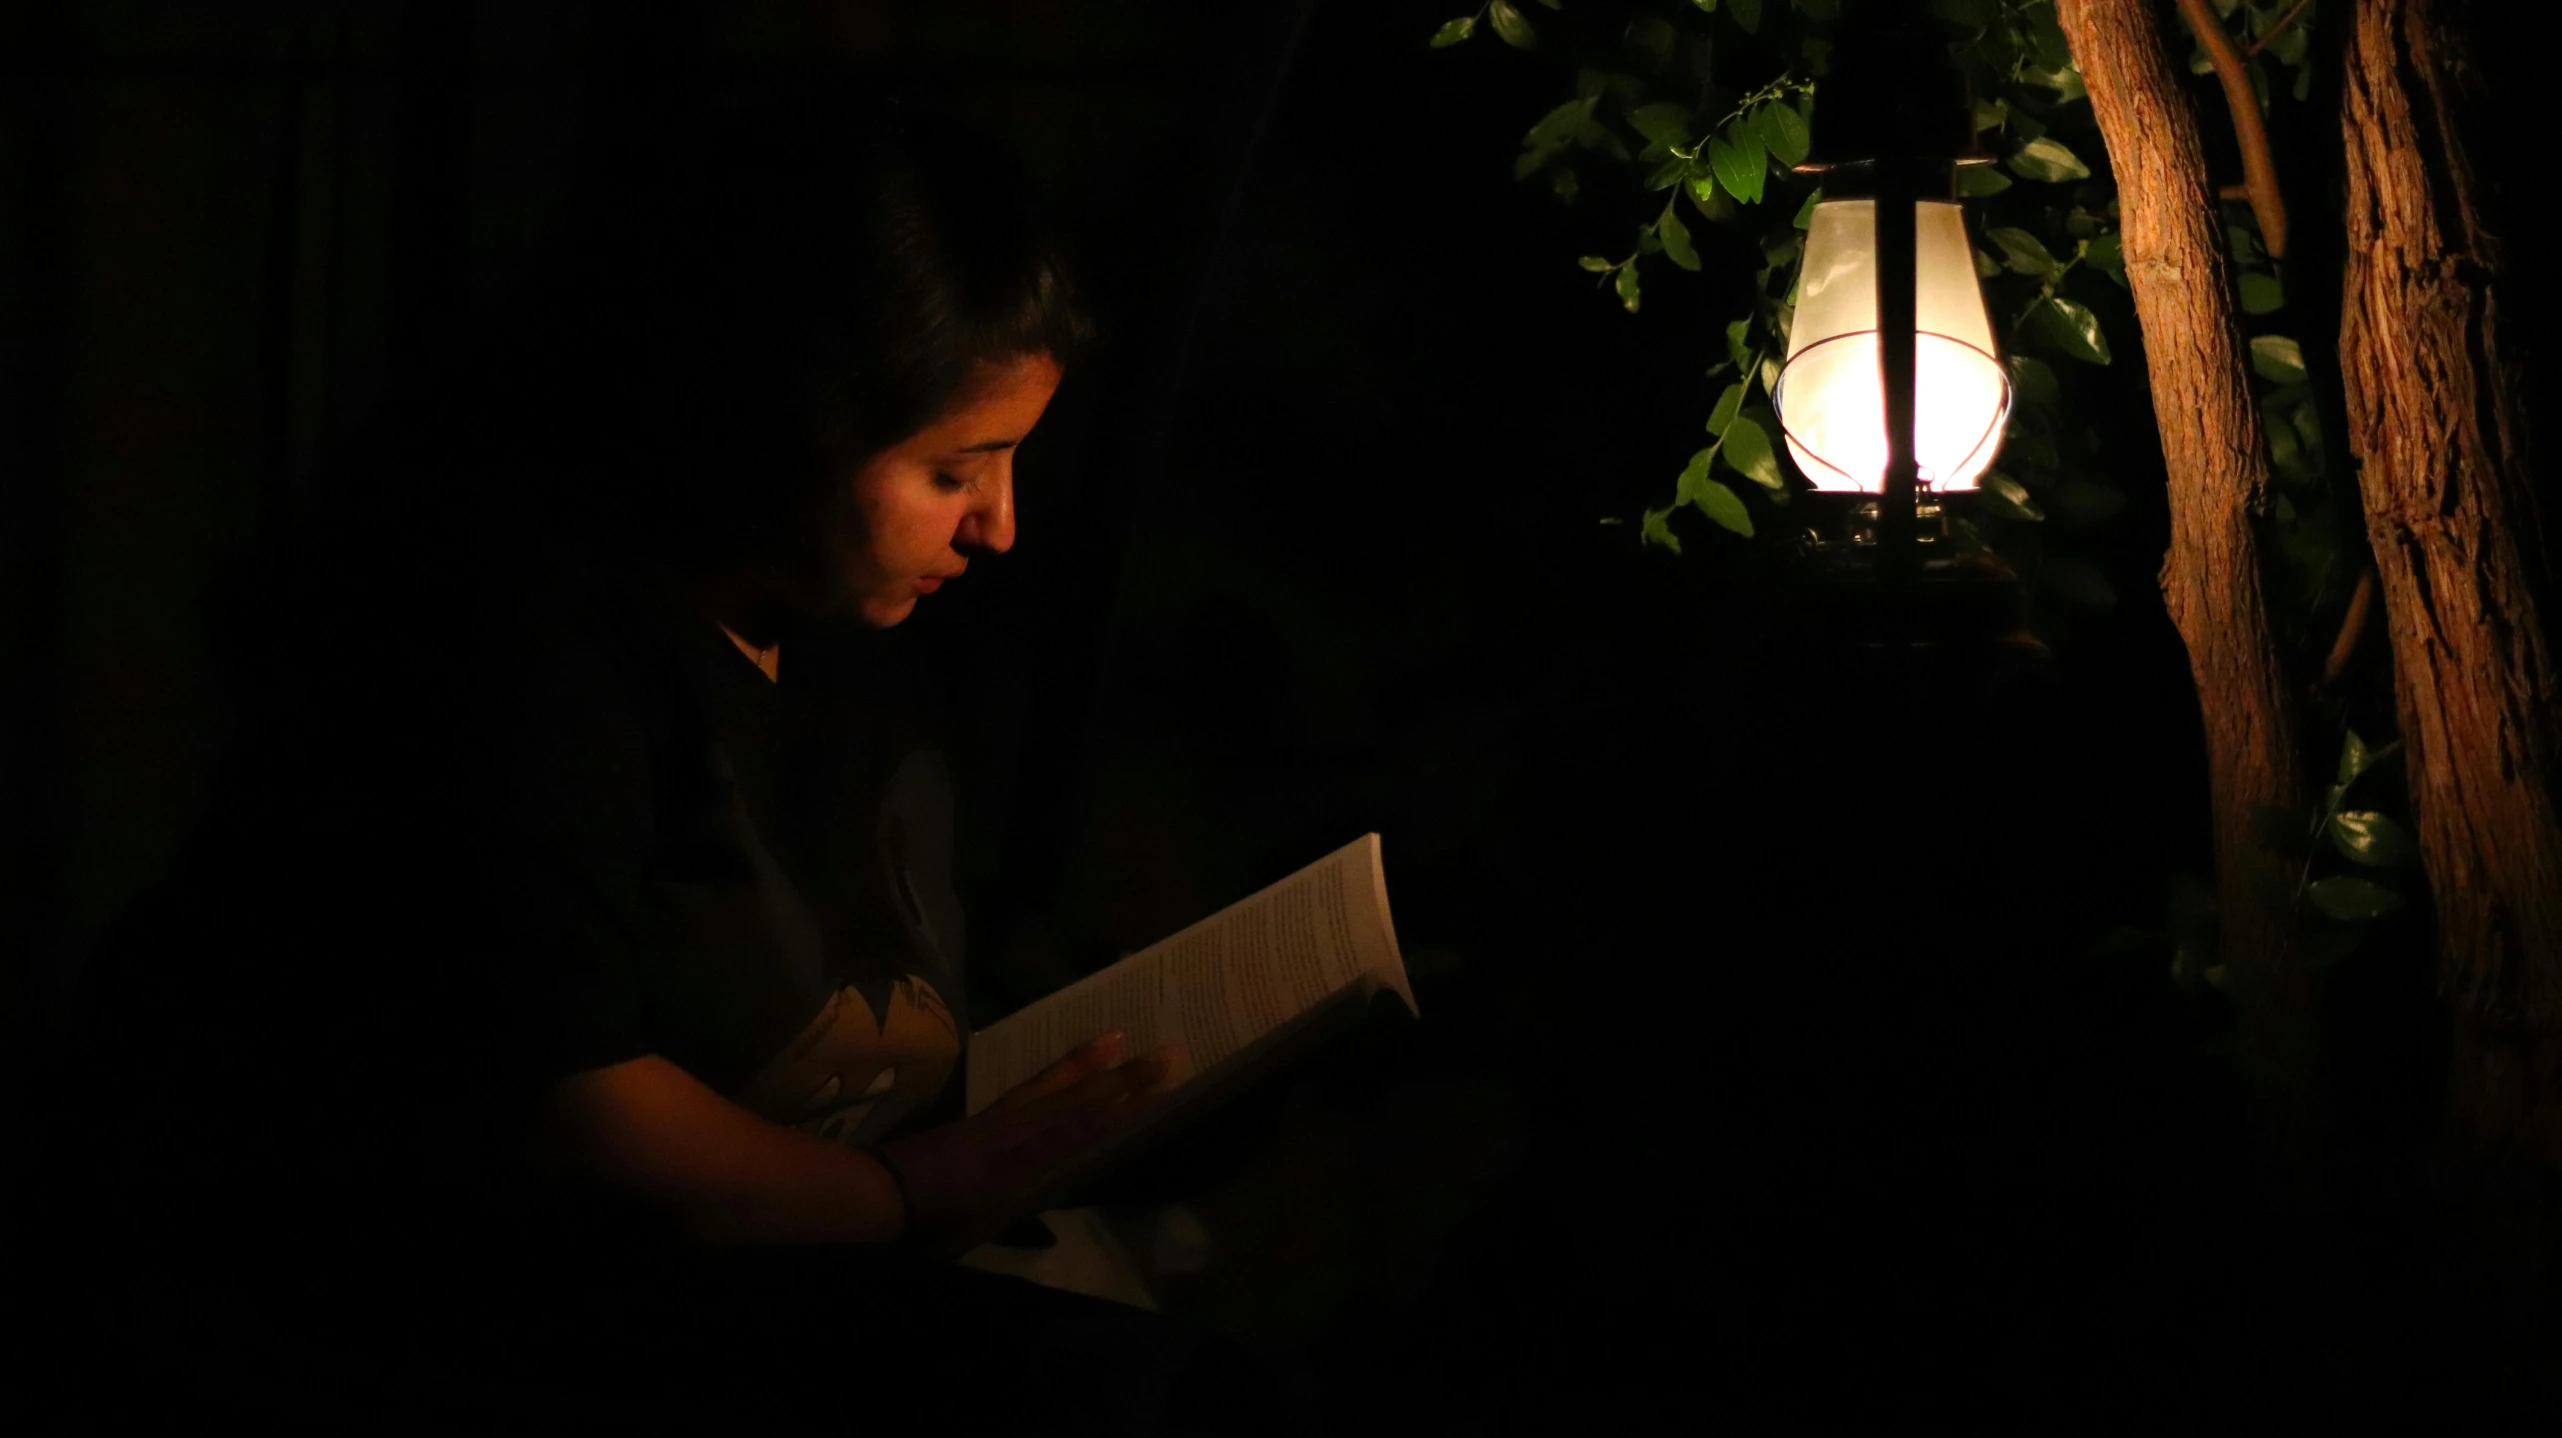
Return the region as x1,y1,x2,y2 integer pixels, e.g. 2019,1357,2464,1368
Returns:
1773,198,2009,493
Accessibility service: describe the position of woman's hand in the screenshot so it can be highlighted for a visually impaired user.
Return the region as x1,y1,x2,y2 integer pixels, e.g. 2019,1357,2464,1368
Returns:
877,1031,1175,1250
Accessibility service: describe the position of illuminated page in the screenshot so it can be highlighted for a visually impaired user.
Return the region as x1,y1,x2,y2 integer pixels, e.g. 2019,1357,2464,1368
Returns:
965,833,1412,1116
963,947,1181,1115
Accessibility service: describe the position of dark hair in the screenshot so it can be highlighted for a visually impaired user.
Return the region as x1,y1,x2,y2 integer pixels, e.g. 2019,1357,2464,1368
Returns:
471,94,1092,570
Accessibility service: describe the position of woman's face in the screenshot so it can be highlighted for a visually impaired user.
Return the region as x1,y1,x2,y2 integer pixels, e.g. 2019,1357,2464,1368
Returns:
823,352,1062,628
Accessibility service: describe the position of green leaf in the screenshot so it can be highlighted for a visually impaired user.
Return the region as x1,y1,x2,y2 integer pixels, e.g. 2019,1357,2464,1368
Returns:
2240,271,2285,314
1572,119,1631,161
1488,0,1537,49
2337,730,2403,786
2031,296,2113,364
1628,102,1695,148
2003,423,2059,475
2307,875,2408,921
1676,446,1714,503
2271,17,2310,65
1615,262,1642,313
2049,478,2126,525
2020,65,2087,103
2007,354,2061,407
1707,382,1745,435
2329,810,2419,868
1694,477,1755,536
1686,175,1736,224
2083,232,2126,287
2251,335,2307,384
1709,131,1763,204
1658,205,1701,271
1955,165,2013,197
2267,408,2314,482
1984,472,2045,521
1523,96,1599,148
1692,0,1717,10
2252,801,2313,857
1792,189,1819,228
1628,15,1679,69
1641,505,1683,554
1576,255,1616,273
1724,318,1751,371
1719,416,1785,491
2042,555,2115,607
1754,103,1812,169
1793,0,1841,17
1643,156,1692,191
1987,226,2062,277
1728,0,1764,32
1429,16,1476,47
2007,135,2092,183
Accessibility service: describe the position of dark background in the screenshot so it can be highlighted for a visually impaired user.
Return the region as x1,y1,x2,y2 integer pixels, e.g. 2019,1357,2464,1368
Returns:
3,0,2533,1426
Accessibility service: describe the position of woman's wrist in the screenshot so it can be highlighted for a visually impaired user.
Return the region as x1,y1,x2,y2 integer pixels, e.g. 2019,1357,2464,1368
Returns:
862,1143,921,1245
865,1143,947,1245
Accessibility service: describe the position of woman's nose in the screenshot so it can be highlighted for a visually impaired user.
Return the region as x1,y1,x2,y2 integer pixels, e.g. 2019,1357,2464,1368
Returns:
960,468,1015,555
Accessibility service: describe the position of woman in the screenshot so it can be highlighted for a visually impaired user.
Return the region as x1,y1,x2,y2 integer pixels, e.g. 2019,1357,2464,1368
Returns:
58,95,1263,1432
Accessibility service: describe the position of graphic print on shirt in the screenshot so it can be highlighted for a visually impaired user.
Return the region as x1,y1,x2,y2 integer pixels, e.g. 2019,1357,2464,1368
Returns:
727,750,970,1146
736,975,959,1147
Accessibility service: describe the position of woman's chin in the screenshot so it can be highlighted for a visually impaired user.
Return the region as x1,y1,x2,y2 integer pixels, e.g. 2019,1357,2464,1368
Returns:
854,592,920,629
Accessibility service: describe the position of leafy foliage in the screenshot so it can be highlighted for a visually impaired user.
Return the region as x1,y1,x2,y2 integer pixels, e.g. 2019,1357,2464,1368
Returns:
2297,729,2414,930
1441,2,2414,983
1432,0,2142,619
2183,0,2325,105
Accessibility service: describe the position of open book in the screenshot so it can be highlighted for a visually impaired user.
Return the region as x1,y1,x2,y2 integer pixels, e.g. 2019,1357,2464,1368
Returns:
965,833,1415,1126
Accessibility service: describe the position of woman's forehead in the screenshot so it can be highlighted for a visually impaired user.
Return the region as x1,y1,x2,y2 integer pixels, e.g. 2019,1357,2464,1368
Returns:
909,355,1062,454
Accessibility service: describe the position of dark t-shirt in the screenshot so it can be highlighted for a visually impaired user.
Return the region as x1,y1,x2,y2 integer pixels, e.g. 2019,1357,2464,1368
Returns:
72,514,971,1283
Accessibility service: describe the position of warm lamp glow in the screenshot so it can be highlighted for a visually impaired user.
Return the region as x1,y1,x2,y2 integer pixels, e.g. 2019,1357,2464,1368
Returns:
1774,199,2009,493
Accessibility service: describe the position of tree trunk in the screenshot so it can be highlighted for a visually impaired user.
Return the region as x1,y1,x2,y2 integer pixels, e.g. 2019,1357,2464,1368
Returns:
2339,0,2562,1163
2056,2,2309,984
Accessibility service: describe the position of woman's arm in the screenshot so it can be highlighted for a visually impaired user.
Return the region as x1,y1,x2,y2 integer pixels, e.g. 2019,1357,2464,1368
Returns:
539,1055,909,1243
533,1035,1170,1245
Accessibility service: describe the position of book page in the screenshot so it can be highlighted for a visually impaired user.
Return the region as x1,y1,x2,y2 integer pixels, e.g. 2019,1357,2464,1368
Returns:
962,947,1179,1113
965,833,1410,1115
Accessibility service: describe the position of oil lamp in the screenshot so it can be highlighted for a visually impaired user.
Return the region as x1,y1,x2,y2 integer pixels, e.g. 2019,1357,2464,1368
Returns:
1774,18,2007,588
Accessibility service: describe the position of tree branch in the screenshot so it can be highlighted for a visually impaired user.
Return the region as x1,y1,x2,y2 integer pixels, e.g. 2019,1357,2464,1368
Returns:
2172,0,2289,257
2246,0,2314,59
2320,566,2377,687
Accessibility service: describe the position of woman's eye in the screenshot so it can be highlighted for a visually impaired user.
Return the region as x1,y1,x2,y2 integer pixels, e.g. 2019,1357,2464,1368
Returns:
931,472,969,495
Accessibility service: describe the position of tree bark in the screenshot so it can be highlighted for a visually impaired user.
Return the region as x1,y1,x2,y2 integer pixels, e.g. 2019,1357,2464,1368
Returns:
2056,1,2309,983
2339,0,2562,1162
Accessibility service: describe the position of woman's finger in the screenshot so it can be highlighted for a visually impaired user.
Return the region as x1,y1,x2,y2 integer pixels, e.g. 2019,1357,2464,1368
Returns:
982,1031,1126,1114
1000,1083,1176,1182
994,1048,1175,1130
